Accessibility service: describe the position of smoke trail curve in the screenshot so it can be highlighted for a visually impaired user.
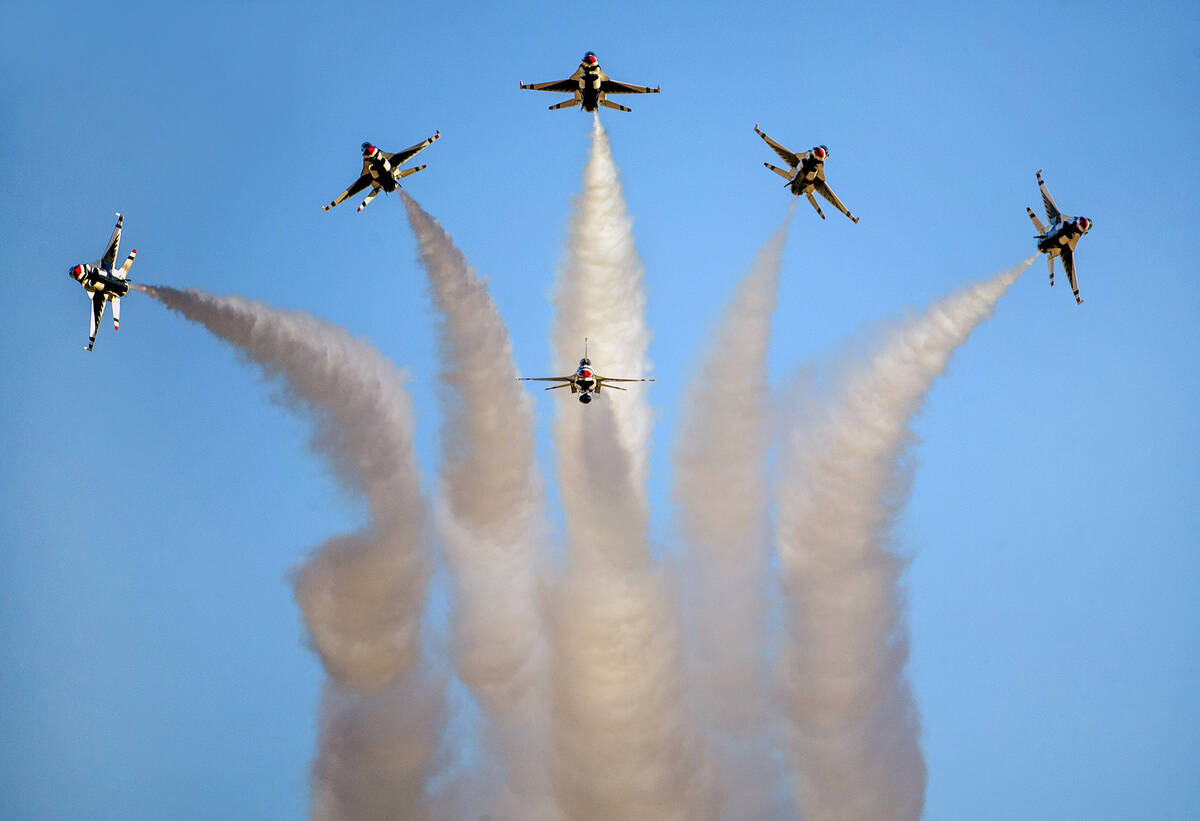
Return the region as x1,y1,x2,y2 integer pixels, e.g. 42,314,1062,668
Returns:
137,284,442,819
673,206,795,820
775,260,1032,821
400,193,557,820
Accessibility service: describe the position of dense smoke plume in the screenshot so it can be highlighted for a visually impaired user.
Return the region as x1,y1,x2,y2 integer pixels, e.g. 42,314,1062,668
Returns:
401,193,556,819
551,114,654,487
136,285,442,820
139,120,1035,820
673,206,795,820
774,260,1032,821
544,116,711,820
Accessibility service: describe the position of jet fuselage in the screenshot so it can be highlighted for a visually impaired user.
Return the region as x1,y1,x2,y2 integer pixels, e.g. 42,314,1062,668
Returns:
364,153,400,192
1036,220,1088,257
70,265,130,299
576,64,603,111
787,157,824,195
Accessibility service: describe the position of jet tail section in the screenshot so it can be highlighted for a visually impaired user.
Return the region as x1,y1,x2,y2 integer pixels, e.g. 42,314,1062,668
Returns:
396,164,427,180
356,187,381,212
804,191,827,220
1026,207,1047,235
117,249,137,279
764,162,792,182
1046,254,1055,286
113,297,121,329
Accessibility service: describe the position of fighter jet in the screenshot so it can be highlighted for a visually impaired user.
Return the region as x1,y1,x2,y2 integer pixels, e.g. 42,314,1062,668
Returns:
67,212,136,351
754,124,859,224
323,131,440,213
1026,169,1091,304
517,340,653,404
520,52,660,113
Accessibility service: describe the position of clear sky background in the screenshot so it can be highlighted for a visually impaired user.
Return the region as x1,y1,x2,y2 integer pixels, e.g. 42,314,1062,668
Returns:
3,1,1198,818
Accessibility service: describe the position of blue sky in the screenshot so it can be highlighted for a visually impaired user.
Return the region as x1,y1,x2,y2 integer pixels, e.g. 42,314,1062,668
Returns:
3,0,1198,818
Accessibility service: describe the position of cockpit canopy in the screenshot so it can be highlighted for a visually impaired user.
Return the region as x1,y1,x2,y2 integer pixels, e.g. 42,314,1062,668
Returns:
812,145,828,161
361,142,377,156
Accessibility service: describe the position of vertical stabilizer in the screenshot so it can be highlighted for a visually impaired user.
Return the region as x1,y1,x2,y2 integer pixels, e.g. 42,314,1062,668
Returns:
117,249,137,279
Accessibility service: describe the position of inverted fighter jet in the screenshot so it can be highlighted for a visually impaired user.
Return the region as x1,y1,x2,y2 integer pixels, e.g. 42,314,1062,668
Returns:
517,340,653,404
754,124,859,224
520,52,660,113
67,212,137,351
1026,169,1091,304
323,131,440,213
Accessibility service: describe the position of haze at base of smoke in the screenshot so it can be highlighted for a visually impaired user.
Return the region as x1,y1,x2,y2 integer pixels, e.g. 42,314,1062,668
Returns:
775,260,1031,821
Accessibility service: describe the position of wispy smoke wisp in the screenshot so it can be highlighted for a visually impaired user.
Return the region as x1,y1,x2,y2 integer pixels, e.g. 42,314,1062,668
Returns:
673,206,795,820
401,193,556,819
774,260,1032,821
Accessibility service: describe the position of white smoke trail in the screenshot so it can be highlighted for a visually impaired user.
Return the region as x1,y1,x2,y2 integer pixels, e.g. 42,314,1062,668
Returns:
551,114,653,488
137,285,442,819
673,206,796,820
400,193,557,820
774,259,1033,821
545,119,711,820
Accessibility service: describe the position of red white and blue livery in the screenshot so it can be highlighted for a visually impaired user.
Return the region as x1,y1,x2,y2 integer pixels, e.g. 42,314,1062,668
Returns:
1026,169,1092,304
517,340,653,404
67,212,137,351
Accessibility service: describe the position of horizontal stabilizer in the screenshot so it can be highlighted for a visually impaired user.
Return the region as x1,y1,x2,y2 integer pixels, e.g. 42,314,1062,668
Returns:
396,164,427,179
1026,207,1047,235
764,162,792,182
548,98,580,110
598,98,631,112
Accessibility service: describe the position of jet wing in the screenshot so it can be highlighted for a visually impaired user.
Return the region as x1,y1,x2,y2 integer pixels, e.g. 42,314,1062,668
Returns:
89,292,106,343
754,125,800,168
600,79,660,95
813,180,859,223
98,213,123,270
518,376,575,391
1060,247,1081,301
383,131,441,167
595,376,654,383
324,174,373,211
520,78,579,93
1036,170,1062,224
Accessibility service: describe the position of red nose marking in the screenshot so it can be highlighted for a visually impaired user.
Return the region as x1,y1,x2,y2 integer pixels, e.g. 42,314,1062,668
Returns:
581,368,593,378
